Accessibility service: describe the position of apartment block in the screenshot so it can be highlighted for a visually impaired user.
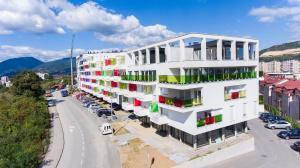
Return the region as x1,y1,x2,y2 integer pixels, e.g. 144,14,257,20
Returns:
259,60,300,74
77,33,259,149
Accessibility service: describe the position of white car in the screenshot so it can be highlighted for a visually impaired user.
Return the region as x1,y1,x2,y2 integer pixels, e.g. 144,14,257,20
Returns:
88,104,99,112
266,120,292,129
100,123,113,135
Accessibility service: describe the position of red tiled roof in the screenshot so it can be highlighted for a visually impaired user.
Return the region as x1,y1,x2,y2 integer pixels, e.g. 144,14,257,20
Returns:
260,75,286,86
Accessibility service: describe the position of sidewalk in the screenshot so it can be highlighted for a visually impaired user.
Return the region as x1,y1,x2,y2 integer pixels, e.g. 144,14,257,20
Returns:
39,106,64,168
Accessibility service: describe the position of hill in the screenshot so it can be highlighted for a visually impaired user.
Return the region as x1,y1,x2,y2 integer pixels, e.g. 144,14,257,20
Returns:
33,57,76,75
260,41,300,62
0,57,43,76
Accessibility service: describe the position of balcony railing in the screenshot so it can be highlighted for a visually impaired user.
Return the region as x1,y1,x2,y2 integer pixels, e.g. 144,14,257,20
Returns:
197,114,222,127
159,71,256,84
159,95,202,108
225,90,246,101
121,75,156,82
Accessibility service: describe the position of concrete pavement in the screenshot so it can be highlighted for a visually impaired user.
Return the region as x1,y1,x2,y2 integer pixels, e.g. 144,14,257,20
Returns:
54,92,120,168
206,119,300,168
40,105,64,168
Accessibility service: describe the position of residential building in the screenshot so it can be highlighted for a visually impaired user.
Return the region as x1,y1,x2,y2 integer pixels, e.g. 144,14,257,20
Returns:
0,76,11,87
36,72,49,80
259,60,300,74
260,75,300,120
77,33,259,149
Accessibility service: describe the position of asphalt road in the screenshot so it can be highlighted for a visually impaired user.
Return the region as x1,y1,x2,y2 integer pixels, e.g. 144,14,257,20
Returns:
207,119,300,168
53,92,120,168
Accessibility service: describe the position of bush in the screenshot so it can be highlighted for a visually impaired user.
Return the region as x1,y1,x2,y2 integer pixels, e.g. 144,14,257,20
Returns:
0,71,50,168
259,95,264,104
0,95,50,168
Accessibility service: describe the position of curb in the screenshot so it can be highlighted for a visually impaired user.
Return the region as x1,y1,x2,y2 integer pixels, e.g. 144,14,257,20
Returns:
54,106,65,168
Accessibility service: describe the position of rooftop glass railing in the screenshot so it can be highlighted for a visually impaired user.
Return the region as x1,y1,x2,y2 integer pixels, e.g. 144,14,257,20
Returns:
159,71,256,84
121,75,156,82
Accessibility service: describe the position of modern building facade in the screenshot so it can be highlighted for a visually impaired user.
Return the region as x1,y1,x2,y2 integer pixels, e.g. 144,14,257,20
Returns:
77,33,259,149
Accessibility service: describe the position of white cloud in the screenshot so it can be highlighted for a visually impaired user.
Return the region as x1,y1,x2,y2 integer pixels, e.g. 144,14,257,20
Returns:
0,0,64,34
288,0,300,4
249,6,300,23
0,0,176,46
96,24,176,46
250,0,300,39
0,45,85,62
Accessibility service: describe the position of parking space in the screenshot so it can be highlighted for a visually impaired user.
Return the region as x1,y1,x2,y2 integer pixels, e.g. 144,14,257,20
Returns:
258,112,300,153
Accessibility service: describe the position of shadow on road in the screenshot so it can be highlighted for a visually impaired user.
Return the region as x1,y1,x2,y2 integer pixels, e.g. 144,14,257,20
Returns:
54,99,65,104
39,159,53,168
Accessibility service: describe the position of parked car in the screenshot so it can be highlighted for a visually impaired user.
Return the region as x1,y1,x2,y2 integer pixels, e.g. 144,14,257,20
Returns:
260,112,273,120
45,92,53,97
99,123,112,135
82,101,91,107
266,120,292,129
87,102,97,108
60,90,68,97
278,129,300,139
262,115,284,123
48,99,55,107
88,104,100,112
291,141,300,152
96,108,114,117
112,103,121,110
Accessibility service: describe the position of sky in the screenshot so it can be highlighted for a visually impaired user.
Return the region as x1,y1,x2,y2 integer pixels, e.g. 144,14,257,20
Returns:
0,0,300,62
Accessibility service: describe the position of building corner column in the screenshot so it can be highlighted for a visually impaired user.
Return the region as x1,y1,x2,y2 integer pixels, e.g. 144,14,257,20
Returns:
193,135,197,149
155,46,159,63
201,38,207,61
243,41,249,61
217,39,222,61
179,39,186,61
231,40,236,60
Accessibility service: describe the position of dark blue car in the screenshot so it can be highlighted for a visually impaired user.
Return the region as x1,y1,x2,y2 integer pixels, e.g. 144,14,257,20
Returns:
60,90,68,97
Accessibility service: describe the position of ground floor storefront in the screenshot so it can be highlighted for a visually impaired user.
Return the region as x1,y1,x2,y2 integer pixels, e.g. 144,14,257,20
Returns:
138,117,248,149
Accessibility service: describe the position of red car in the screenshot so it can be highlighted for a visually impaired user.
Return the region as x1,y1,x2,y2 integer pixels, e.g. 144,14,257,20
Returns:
45,93,53,97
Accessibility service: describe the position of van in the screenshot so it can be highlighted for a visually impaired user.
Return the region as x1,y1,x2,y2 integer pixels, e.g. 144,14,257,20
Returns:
100,123,112,135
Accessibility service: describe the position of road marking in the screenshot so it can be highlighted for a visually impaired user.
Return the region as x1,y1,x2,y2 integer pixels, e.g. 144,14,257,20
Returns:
68,125,75,133
81,159,83,167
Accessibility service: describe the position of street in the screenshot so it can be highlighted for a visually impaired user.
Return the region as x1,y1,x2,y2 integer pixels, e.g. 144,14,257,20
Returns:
207,119,300,168
53,92,120,168
51,91,300,168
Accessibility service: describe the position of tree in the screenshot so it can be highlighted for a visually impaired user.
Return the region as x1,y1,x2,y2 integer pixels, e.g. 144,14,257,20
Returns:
10,71,44,98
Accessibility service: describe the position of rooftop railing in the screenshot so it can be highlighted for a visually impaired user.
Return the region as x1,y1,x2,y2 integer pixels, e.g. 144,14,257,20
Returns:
159,71,256,84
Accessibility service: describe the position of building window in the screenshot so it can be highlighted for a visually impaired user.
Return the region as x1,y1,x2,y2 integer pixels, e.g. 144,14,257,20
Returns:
224,85,246,101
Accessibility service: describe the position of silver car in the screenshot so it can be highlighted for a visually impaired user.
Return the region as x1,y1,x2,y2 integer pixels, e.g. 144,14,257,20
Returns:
266,120,292,130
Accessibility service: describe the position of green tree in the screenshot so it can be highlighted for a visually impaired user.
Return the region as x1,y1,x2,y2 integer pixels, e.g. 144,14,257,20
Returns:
10,71,44,98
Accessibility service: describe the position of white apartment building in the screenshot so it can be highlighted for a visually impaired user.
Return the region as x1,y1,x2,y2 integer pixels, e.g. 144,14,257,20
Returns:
77,33,259,149
260,60,300,74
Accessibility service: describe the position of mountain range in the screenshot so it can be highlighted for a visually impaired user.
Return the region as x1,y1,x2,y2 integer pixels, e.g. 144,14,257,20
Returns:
0,57,75,76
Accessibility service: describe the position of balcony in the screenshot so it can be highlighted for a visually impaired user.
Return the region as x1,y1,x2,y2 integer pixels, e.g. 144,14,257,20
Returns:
197,114,222,127
159,71,256,84
158,95,202,108
121,75,156,82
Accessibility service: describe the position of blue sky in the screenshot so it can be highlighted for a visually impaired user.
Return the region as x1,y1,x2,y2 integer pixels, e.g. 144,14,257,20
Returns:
0,0,299,62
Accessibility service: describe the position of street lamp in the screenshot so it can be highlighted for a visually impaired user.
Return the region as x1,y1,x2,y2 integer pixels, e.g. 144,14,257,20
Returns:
70,34,75,88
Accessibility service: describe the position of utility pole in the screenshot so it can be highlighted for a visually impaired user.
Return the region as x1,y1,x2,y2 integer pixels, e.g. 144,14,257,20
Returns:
70,34,75,88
